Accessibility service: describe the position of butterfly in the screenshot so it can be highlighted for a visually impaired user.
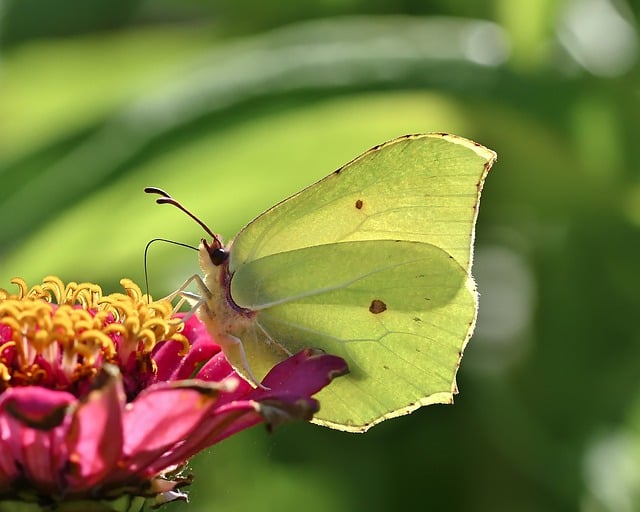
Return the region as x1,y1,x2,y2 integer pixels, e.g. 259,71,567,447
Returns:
146,133,495,432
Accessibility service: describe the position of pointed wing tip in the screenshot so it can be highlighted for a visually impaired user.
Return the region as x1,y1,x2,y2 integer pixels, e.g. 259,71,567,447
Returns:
386,133,497,171
426,132,496,165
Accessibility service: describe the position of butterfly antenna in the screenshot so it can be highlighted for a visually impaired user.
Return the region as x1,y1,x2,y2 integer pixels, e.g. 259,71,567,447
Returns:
143,237,198,301
144,187,217,240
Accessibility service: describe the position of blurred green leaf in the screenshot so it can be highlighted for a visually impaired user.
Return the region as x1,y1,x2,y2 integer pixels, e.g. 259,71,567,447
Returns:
0,0,141,46
0,27,212,161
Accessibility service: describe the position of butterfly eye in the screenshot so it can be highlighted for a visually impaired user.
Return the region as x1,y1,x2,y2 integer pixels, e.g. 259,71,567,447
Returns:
204,239,228,266
210,248,228,266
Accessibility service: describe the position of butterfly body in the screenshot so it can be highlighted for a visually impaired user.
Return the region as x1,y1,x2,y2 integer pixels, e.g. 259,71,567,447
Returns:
196,239,292,385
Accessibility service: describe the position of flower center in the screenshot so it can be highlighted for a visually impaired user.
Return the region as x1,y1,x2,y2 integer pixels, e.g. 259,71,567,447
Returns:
0,276,187,397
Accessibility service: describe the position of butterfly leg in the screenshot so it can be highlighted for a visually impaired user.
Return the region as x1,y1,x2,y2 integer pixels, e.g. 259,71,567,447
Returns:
186,275,270,391
165,275,269,389
162,274,206,314
216,333,269,391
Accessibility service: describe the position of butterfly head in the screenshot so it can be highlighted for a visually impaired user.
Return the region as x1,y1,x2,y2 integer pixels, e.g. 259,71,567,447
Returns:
201,237,229,267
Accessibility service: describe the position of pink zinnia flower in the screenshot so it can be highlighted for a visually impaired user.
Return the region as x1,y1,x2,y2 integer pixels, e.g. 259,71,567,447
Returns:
0,277,347,511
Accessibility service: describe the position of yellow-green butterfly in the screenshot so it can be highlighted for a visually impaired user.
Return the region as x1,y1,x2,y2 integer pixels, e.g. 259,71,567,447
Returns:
146,133,495,432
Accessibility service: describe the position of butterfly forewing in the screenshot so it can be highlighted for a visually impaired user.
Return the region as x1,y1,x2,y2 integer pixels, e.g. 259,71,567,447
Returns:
229,133,494,273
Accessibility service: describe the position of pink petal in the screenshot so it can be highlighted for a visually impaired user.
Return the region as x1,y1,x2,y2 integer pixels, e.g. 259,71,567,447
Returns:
0,387,74,429
253,348,349,399
194,351,240,384
65,365,126,491
211,349,349,442
119,379,229,476
152,339,188,381
157,349,349,462
144,399,260,474
153,315,220,382
0,387,75,492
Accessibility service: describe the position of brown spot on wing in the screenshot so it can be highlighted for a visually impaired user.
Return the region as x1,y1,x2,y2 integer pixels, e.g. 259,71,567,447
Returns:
355,199,363,209
369,299,387,314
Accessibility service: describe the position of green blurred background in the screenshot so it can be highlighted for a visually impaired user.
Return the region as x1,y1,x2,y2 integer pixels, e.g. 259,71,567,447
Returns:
2,0,640,510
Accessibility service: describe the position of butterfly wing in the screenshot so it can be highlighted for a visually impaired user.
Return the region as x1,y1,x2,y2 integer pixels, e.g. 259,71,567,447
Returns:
226,133,495,431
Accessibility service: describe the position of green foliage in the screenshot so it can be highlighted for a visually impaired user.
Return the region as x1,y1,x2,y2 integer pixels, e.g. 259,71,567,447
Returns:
2,1,640,510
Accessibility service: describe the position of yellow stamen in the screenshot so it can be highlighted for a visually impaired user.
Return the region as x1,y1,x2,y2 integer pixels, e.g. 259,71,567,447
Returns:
0,277,189,390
